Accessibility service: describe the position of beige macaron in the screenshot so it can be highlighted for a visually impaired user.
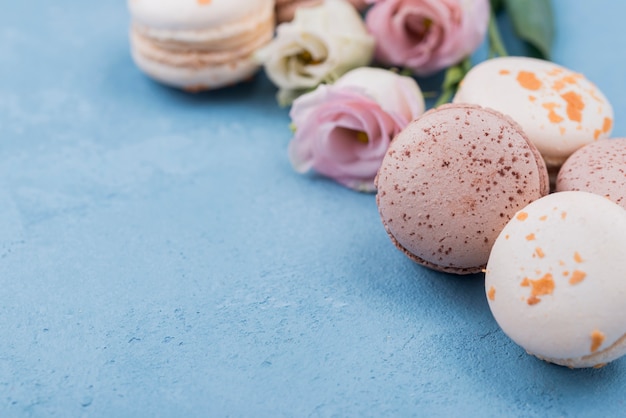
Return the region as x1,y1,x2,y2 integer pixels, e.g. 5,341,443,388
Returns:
129,0,275,91
454,57,614,180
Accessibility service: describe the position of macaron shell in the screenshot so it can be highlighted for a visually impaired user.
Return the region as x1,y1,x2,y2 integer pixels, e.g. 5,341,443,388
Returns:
275,0,323,23
485,191,626,368
376,104,549,274
130,46,260,91
128,0,272,31
454,57,614,168
128,0,274,90
556,138,626,209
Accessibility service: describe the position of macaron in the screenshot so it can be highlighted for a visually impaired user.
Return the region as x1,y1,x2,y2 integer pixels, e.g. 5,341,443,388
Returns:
453,57,614,175
275,0,322,23
128,0,275,91
275,0,367,23
556,138,626,209
485,191,626,368
375,103,549,274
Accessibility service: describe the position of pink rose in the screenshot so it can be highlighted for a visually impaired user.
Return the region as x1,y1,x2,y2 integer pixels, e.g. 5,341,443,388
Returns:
288,67,425,192
365,0,490,75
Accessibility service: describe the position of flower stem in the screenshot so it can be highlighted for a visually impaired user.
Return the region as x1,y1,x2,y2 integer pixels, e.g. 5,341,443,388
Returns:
488,8,509,57
434,57,472,107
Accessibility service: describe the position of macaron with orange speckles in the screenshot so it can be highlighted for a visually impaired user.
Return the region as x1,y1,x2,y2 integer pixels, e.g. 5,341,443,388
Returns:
556,138,626,209
454,57,614,177
375,103,549,275
485,191,626,368
128,0,275,91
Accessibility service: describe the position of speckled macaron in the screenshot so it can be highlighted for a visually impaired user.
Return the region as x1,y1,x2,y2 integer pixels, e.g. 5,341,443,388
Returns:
454,57,614,176
556,138,626,209
128,0,275,91
485,191,626,368
375,103,549,274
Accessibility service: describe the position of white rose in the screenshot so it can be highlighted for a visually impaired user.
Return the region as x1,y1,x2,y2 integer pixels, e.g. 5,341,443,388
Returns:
256,0,375,104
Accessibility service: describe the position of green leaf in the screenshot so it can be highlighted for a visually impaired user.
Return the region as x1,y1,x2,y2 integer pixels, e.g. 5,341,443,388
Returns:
488,8,508,57
504,0,555,60
435,57,473,107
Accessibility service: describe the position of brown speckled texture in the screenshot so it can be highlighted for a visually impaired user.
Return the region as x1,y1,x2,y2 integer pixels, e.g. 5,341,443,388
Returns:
556,138,626,209
376,104,550,274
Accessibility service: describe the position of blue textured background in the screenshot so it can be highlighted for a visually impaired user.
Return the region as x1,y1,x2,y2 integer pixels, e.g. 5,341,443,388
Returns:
1,1,625,416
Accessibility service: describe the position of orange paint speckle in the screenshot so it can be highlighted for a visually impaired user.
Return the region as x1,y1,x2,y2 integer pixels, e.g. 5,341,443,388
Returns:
517,71,543,91
594,129,602,140
542,102,564,124
528,95,536,102
516,212,529,221
561,91,585,122
591,330,605,353
505,234,510,240
553,80,566,91
548,67,564,76
553,74,581,91
539,215,548,221
588,87,604,103
520,277,530,287
499,69,510,75
525,233,536,241
574,252,583,263
488,286,496,301
527,296,541,305
562,270,569,276
602,117,613,133
559,126,566,135
197,0,212,4
569,270,587,285
535,247,545,258
561,211,567,220
525,273,555,306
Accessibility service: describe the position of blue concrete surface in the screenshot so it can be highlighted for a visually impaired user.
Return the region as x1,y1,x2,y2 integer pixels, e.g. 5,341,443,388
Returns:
1,1,625,416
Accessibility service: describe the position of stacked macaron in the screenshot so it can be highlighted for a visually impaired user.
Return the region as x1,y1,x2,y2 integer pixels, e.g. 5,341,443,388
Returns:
375,56,626,368
128,0,275,91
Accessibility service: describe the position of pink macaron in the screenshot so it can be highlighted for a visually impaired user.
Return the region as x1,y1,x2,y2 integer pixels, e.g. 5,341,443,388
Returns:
556,138,626,209
376,103,549,274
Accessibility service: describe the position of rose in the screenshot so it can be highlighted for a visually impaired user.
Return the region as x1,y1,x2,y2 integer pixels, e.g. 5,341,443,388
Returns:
256,0,375,105
288,67,425,192
365,0,490,76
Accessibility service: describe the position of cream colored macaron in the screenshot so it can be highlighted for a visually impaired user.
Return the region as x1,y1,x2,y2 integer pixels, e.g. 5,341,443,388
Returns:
128,0,275,91
485,191,626,368
454,57,614,171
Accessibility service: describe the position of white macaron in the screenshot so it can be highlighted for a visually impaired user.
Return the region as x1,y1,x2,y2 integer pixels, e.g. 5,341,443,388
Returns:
128,0,275,91
485,191,626,368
